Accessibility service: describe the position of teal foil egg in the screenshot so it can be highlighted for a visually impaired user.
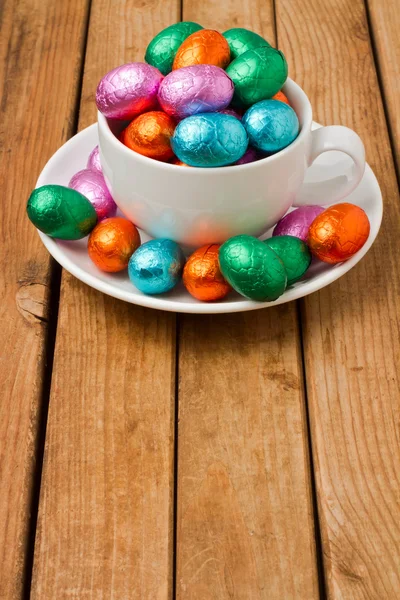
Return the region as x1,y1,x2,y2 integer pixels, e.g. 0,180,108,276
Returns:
243,99,299,153
226,46,288,108
219,235,287,301
27,184,97,240
128,239,185,295
264,235,311,284
171,113,248,167
223,28,270,60
145,22,203,75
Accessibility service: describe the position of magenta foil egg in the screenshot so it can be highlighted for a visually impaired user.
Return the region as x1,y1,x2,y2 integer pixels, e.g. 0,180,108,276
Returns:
69,169,117,220
158,64,234,118
87,146,102,173
219,108,242,120
234,146,260,165
95,63,164,120
273,205,325,241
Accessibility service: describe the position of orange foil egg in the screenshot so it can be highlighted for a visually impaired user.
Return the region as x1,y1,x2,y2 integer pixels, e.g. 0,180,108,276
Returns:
183,244,232,301
122,111,176,161
307,203,370,264
272,90,290,105
173,30,231,70
88,217,141,272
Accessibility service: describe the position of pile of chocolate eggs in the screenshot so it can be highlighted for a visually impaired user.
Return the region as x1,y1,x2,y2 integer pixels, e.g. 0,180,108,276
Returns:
26,22,371,303
95,24,299,167
27,157,370,302
183,203,370,302
216,203,370,301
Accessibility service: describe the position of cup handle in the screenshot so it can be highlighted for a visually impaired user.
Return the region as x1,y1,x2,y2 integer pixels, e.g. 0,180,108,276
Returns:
293,125,366,207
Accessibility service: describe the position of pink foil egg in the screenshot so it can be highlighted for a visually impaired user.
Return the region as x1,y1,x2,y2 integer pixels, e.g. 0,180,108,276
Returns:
158,64,234,118
234,146,260,165
273,205,325,242
219,108,242,120
69,169,117,221
87,145,102,173
96,63,164,120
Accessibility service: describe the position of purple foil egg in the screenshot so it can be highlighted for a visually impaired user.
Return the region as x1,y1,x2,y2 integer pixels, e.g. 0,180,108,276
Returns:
96,63,164,120
158,64,234,118
219,108,242,120
234,146,260,165
273,205,325,242
69,169,117,221
87,145,102,173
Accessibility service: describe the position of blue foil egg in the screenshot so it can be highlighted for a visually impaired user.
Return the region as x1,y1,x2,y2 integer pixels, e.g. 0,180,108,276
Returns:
171,113,248,167
128,239,185,294
242,99,299,153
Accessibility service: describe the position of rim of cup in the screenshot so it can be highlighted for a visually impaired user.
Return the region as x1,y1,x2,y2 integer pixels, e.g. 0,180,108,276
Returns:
98,77,313,173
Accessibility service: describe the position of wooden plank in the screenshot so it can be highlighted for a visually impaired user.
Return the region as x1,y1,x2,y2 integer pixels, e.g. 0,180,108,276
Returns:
0,0,90,598
366,0,400,174
176,5,320,599
275,0,400,597
30,1,179,598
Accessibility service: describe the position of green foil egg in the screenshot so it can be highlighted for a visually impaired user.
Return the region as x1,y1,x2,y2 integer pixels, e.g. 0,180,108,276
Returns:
223,28,271,60
27,184,97,240
219,235,287,301
264,235,311,285
226,46,288,108
145,22,203,75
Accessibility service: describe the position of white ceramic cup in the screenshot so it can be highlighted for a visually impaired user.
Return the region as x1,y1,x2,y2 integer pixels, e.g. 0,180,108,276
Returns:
98,78,365,247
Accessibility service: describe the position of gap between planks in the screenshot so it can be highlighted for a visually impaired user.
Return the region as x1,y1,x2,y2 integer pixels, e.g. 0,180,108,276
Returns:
296,300,328,600
22,261,61,600
0,0,92,598
363,0,400,188
23,2,94,596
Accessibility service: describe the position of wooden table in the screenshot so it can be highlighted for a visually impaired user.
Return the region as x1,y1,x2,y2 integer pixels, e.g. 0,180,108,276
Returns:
1,0,399,598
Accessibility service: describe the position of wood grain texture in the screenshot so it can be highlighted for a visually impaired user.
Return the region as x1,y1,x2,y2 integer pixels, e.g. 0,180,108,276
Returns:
31,1,179,598
366,0,400,174
176,310,319,600
276,0,400,597
176,6,319,599
0,0,90,597
32,286,176,599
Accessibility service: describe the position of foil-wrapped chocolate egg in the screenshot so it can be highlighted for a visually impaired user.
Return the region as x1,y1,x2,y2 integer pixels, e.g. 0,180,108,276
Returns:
171,158,191,166
87,145,102,173
183,244,232,301
145,22,203,75
307,203,370,264
264,235,311,284
234,146,260,165
128,239,185,294
122,111,176,161
69,169,117,220
27,185,97,240
173,29,230,70
223,28,270,60
273,206,325,241
226,46,288,108
96,63,163,120
219,235,287,301
172,113,248,167
88,217,141,272
273,90,290,105
219,108,242,119
158,65,233,118
243,99,299,153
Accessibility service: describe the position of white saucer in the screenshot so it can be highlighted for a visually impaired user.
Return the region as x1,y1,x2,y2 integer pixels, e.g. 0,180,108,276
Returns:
36,123,382,314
